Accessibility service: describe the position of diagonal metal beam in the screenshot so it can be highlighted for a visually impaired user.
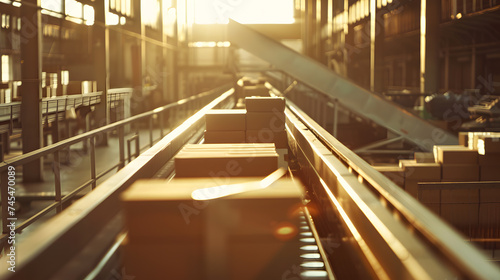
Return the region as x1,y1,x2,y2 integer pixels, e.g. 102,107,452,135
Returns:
228,20,458,151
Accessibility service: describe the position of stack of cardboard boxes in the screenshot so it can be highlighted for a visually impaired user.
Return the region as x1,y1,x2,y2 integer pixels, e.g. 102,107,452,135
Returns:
245,97,287,149
399,159,441,198
434,145,479,181
121,178,304,279
470,132,500,181
380,133,500,199
203,97,289,168
204,109,246,144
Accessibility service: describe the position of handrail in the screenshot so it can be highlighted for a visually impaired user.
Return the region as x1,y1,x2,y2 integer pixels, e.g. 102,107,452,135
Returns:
282,89,500,279
0,87,235,280
0,84,232,236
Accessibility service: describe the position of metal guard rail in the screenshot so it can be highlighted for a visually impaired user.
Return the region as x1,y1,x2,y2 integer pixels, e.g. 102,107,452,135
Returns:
0,85,232,238
0,86,235,279
282,89,500,279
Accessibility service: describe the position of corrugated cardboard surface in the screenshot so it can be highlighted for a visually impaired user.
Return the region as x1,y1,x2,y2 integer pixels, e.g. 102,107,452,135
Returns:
245,97,285,112
204,130,246,143
246,129,287,148
434,145,478,164
441,164,480,182
414,152,435,163
175,144,278,178
246,112,286,130
480,165,500,181
121,178,304,280
400,161,441,181
477,137,500,155
205,109,246,131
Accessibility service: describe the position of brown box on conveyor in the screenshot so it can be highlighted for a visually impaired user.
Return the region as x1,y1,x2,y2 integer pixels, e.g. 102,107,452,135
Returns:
478,153,500,165
480,165,500,181
246,129,287,149
433,145,478,164
205,109,246,131
414,152,435,163
204,131,246,144
245,97,285,112
441,164,479,182
242,85,269,97
405,179,440,198
477,136,500,155
175,144,278,177
246,112,286,131
399,160,441,181
373,165,404,187
121,178,304,279
467,132,499,150
458,132,468,147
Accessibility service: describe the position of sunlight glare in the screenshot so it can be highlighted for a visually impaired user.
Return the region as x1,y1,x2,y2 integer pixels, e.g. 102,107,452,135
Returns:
194,0,295,24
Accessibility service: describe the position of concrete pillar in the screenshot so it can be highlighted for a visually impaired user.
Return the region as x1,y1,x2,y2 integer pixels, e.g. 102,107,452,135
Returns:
370,0,384,93
420,0,440,104
92,0,109,145
20,0,43,182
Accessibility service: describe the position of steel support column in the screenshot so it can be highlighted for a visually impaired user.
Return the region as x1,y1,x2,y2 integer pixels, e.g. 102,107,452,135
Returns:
92,0,109,145
370,0,384,93
20,0,43,182
420,0,440,105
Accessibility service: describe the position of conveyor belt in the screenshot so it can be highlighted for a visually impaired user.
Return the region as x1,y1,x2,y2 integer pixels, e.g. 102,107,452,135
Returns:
227,20,458,151
2,86,499,279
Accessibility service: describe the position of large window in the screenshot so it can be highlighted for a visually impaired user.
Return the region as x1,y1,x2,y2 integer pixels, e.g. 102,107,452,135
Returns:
109,0,133,17
41,0,95,25
1,55,10,83
194,0,295,24
142,0,160,29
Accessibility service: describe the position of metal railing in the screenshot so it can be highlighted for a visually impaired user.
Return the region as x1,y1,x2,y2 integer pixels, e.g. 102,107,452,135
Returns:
0,92,102,124
0,86,235,280
283,90,500,279
0,85,232,237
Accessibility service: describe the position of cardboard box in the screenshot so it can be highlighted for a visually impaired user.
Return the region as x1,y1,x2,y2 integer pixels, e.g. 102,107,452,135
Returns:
399,159,416,168
433,145,478,164
245,97,285,112
400,161,441,181
480,165,500,181
246,112,286,131
204,131,246,144
441,164,479,182
205,109,246,131
373,165,404,187
124,239,301,280
441,204,479,230
478,153,500,165
122,178,303,238
175,144,278,177
123,241,204,279
458,132,468,147
404,179,440,198
468,132,497,150
477,136,500,155
121,178,303,279
414,152,435,163
243,85,269,97
246,129,287,149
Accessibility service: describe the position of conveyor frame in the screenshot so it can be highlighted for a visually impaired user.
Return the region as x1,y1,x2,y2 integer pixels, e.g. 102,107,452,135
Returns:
2,85,499,279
